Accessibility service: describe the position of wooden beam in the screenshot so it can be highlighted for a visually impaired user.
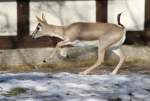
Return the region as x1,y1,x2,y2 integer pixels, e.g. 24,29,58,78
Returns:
143,0,150,45
17,0,30,40
96,0,107,22
0,0,82,1
0,36,62,49
145,0,150,30
125,31,145,45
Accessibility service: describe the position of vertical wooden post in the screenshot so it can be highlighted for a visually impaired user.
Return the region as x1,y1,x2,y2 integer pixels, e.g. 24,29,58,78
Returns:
96,0,108,22
17,0,29,40
144,0,150,45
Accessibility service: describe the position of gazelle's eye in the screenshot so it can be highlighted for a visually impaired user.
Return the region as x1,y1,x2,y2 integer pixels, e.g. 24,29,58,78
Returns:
37,27,40,30
37,26,42,31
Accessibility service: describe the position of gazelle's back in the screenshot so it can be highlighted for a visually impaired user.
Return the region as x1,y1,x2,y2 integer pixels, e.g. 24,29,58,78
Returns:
65,22,124,41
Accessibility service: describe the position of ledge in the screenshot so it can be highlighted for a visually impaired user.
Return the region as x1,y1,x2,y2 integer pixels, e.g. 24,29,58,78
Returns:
0,45,150,72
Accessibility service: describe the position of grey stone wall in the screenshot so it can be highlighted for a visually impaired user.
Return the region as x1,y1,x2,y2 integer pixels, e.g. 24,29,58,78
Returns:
0,45,150,71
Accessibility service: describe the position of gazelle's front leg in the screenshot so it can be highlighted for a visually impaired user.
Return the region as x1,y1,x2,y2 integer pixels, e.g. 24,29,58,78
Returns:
59,40,79,57
60,48,68,57
49,39,74,60
49,40,69,59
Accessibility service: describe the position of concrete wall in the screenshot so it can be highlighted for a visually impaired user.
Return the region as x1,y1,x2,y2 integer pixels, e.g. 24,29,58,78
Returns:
0,45,150,71
0,2,17,36
0,0,145,35
108,0,145,31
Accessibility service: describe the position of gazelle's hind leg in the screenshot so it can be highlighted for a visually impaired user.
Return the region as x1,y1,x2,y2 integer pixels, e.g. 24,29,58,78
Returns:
79,49,105,75
79,40,106,75
79,32,125,75
111,48,125,75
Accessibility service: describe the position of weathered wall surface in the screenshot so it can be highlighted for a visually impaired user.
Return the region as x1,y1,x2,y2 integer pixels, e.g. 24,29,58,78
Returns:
108,0,145,31
0,0,145,35
0,2,17,36
0,45,150,71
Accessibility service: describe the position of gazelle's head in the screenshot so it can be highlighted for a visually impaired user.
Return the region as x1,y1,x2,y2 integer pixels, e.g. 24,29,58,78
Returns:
32,14,54,39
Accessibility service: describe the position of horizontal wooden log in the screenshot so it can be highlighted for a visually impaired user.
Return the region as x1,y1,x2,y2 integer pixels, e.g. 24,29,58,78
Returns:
0,30,148,49
0,36,62,49
125,31,145,45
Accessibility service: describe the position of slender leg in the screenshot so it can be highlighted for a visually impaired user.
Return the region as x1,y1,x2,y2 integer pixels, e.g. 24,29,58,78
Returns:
59,40,79,57
79,40,106,75
49,40,69,58
60,48,68,57
49,46,59,58
111,48,125,75
48,40,74,60
43,46,59,63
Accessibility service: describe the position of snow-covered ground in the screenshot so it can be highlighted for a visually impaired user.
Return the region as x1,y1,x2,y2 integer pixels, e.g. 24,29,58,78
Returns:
0,72,150,101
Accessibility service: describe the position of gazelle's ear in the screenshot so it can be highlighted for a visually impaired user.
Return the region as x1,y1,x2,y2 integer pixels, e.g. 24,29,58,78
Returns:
36,16,43,24
42,13,48,24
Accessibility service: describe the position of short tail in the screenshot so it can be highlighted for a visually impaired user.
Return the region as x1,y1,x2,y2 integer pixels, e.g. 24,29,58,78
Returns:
117,11,125,28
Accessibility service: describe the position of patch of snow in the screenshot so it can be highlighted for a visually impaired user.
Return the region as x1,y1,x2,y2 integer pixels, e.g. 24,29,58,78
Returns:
65,83,92,90
0,72,150,101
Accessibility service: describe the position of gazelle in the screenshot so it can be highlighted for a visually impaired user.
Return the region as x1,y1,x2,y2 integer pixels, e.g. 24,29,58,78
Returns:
32,12,126,75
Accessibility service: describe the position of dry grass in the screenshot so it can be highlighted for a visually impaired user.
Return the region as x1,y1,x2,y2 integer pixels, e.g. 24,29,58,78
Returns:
2,87,28,97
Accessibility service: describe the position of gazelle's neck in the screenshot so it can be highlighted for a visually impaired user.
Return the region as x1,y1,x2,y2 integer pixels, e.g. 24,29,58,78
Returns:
48,25,65,40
